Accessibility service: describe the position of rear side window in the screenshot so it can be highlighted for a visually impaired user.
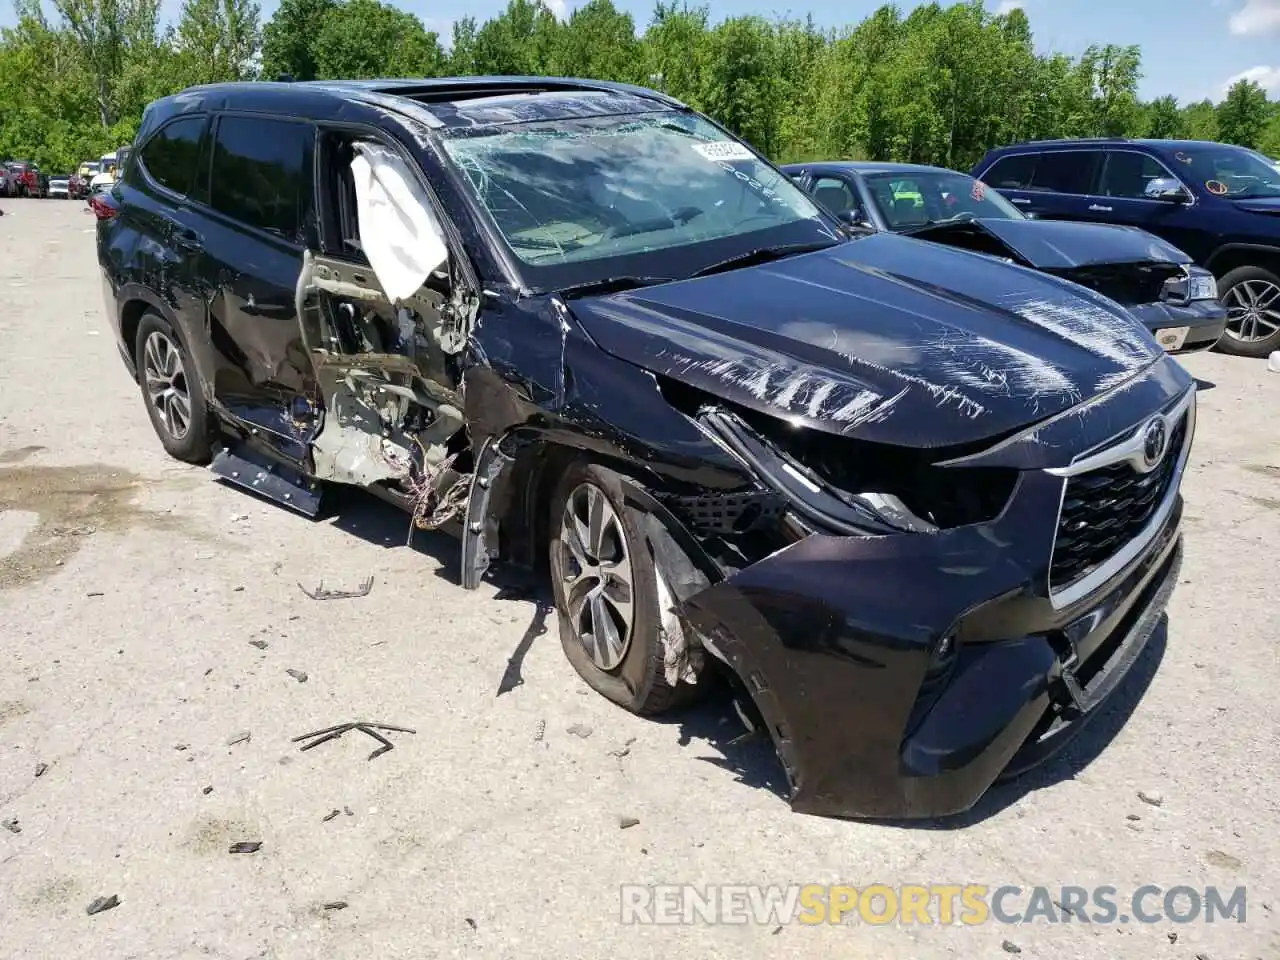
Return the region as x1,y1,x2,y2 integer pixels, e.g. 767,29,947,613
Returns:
983,153,1037,189
810,176,859,214
1099,151,1174,199
209,115,312,242
1029,151,1102,194
138,116,205,197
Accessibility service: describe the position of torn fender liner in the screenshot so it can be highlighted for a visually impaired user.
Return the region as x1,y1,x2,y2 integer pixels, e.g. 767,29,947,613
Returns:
351,141,448,301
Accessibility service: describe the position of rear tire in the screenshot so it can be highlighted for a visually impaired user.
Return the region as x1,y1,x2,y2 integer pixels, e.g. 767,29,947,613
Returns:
548,460,696,715
1215,265,1280,358
134,311,213,464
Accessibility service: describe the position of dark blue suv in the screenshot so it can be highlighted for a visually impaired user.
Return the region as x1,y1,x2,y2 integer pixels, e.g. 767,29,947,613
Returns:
973,139,1280,358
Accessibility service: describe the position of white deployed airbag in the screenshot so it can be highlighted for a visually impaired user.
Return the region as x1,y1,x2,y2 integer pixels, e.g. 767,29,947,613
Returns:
350,141,448,302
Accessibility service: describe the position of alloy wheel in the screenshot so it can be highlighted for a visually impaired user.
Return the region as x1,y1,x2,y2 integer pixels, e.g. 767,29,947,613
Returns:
557,482,635,671
1223,279,1280,343
142,331,192,440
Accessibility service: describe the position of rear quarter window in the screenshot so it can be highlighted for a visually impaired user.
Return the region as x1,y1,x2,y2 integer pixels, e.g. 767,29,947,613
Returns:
983,153,1037,189
137,116,206,197
1029,151,1103,194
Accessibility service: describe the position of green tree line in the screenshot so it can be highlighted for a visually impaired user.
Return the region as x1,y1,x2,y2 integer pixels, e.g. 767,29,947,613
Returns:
3,0,1279,173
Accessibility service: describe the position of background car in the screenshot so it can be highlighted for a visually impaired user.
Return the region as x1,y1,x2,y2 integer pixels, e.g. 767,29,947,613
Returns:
784,160,1226,354
4,160,46,197
47,174,71,199
972,138,1280,358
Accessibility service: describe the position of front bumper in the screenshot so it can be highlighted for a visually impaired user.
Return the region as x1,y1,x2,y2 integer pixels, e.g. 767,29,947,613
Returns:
1130,299,1226,354
681,499,1182,820
677,363,1195,821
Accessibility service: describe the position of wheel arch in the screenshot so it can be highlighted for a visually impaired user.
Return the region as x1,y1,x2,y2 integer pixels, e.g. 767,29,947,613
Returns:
480,429,723,593
1204,243,1280,279
116,285,183,371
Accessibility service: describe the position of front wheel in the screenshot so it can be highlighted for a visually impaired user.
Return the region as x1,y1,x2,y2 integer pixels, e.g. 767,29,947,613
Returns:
548,461,695,715
1216,265,1280,358
134,312,213,464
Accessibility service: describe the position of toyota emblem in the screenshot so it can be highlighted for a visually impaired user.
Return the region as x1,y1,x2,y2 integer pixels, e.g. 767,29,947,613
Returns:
1141,416,1168,471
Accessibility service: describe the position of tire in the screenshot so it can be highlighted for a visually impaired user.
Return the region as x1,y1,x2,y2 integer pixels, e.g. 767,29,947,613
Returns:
548,460,695,715
1215,265,1280,358
134,311,213,464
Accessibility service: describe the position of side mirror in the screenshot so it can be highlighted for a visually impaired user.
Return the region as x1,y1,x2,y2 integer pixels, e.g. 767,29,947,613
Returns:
837,208,874,231
1144,177,1191,203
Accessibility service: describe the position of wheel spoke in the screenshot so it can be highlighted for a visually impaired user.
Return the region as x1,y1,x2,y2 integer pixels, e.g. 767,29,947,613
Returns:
165,340,180,377
562,504,592,574
586,486,607,559
602,575,633,632
145,372,168,402
144,335,164,377
588,590,624,667
1258,309,1280,334
1255,284,1279,310
170,391,191,435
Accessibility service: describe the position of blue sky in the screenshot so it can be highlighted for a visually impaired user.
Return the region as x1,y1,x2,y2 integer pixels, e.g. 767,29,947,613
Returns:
5,0,1278,104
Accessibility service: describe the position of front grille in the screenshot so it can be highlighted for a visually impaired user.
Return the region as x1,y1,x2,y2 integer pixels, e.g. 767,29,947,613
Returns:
1050,412,1188,589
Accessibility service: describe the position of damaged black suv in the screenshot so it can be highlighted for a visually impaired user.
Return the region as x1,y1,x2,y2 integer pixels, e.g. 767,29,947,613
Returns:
98,77,1196,820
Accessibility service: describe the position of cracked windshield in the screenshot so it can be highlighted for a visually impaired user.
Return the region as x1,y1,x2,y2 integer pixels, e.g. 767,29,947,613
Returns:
440,112,833,278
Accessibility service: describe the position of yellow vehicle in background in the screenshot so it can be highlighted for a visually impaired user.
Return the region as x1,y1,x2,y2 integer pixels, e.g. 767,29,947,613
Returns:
88,146,132,192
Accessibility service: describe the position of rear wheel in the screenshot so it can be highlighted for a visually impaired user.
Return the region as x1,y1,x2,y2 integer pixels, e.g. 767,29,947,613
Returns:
1216,265,1280,358
548,461,695,715
134,312,213,464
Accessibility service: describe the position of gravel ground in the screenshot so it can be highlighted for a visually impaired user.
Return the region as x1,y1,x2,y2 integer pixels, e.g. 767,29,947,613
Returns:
1,197,1278,960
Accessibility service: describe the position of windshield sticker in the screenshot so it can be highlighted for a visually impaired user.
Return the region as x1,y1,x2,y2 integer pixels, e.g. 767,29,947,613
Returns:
1205,179,1228,195
692,141,756,163
970,180,987,201
1175,151,1193,164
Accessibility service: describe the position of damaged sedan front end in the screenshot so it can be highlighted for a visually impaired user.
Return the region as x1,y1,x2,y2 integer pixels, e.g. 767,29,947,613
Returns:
783,160,1228,355
100,77,1196,821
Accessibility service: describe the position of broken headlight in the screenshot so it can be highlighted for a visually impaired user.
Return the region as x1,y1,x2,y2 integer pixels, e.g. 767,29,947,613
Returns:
1162,266,1218,304
656,377,1018,536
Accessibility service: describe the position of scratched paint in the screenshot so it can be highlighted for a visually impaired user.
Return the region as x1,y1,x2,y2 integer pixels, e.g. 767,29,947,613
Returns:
999,292,1156,381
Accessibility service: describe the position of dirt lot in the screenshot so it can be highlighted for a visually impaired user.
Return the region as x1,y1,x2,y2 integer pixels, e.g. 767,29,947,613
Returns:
1,197,1278,959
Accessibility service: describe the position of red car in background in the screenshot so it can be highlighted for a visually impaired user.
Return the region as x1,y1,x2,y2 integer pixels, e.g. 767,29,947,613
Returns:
3,161,47,197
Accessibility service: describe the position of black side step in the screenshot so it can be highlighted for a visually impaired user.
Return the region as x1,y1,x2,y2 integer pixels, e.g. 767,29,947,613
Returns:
211,445,323,517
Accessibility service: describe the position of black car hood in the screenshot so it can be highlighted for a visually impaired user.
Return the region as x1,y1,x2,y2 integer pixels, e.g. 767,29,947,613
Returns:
567,233,1162,450
909,217,1191,269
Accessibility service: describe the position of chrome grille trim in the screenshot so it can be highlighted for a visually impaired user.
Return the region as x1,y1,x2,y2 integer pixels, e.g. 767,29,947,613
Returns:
1044,384,1196,611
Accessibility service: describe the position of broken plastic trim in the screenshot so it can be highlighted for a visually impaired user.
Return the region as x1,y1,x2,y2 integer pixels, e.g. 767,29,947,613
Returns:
461,435,515,590
700,409,933,536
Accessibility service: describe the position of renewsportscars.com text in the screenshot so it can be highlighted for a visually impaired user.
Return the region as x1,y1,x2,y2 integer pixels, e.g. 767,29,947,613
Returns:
619,883,1248,926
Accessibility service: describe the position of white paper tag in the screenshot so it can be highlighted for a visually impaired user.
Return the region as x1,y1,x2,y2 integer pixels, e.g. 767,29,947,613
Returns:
692,140,756,162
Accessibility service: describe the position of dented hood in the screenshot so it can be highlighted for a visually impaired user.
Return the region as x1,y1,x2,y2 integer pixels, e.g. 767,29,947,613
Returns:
568,233,1162,450
909,217,1192,270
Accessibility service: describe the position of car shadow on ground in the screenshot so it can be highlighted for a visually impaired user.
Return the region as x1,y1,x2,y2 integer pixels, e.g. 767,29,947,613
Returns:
1194,377,1217,392
304,484,1171,828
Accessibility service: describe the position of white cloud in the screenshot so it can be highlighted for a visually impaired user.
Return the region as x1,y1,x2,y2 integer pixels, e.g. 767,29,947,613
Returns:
995,0,1025,12
545,0,569,19
1229,0,1280,35
1221,64,1280,94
